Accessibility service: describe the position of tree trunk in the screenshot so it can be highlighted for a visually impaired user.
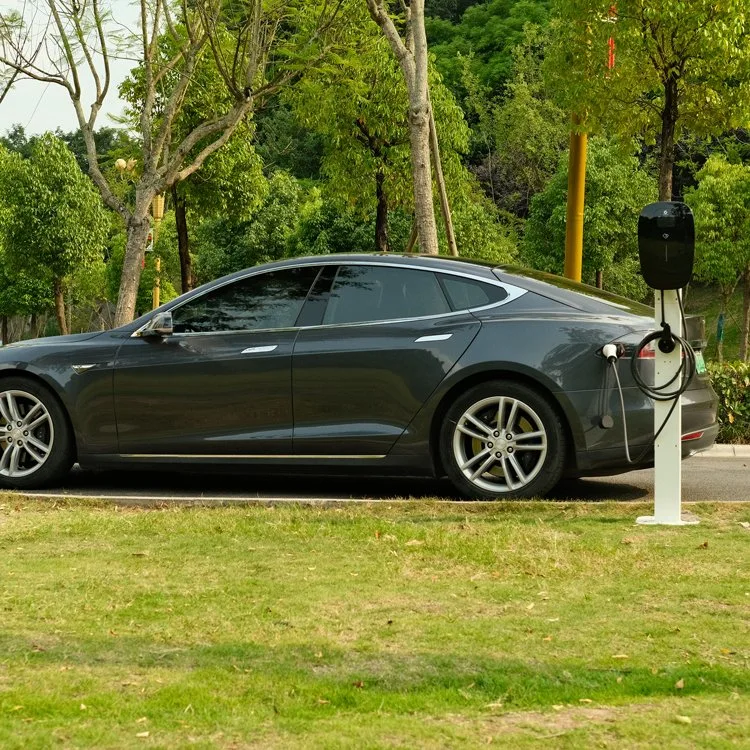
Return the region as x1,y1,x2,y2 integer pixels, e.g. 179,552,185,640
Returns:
407,0,439,255
741,265,750,362
1,316,7,346
596,270,603,289
429,104,458,256
366,0,439,254
173,185,194,293
658,73,679,202
407,100,439,254
405,222,418,253
114,215,152,327
53,278,69,336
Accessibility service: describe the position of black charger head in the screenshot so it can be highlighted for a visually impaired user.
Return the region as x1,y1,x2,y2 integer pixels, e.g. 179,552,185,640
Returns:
638,202,695,290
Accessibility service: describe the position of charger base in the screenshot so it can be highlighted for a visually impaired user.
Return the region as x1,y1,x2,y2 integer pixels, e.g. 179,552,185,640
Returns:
636,513,700,526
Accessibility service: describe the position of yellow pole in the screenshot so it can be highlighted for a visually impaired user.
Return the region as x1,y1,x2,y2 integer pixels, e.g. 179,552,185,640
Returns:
152,257,161,309
151,194,165,309
564,114,587,282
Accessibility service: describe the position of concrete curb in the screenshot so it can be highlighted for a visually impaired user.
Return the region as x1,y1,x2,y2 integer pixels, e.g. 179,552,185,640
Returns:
695,444,750,458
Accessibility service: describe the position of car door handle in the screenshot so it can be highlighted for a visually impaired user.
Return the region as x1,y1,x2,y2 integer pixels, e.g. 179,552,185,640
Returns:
415,334,453,343
241,345,278,354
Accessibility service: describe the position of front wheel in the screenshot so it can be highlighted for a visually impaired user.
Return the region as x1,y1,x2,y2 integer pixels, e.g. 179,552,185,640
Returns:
440,380,566,500
0,377,74,489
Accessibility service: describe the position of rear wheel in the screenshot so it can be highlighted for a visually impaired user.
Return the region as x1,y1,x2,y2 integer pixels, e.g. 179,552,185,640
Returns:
0,377,74,489
440,380,566,500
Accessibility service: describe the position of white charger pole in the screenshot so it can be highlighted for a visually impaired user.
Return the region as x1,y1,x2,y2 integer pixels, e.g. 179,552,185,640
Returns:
636,289,698,526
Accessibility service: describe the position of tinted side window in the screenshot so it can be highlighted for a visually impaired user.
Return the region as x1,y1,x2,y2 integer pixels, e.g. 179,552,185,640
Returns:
323,266,451,325
172,266,320,333
439,275,508,310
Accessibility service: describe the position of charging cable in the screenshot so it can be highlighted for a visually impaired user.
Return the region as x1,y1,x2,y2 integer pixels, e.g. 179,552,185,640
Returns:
603,292,697,465
630,293,696,401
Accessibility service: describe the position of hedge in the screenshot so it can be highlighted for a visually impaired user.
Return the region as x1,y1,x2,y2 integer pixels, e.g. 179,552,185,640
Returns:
707,361,750,444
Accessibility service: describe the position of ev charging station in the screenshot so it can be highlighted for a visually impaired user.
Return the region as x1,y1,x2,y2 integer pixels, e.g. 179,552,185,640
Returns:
634,202,699,526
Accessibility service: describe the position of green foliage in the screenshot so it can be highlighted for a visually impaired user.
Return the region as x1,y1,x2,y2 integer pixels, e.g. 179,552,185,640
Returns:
427,0,550,99
522,139,656,299
0,251,52,319
426,0,483,23
287,17,414,219
254,105,325,179
289,199,413,256
0,124,33,158
448,191,518,264
684,157,750,291
707,361,750,443
463,26,567,217
0,134,107,289
547,1,750,148
193,172,306,283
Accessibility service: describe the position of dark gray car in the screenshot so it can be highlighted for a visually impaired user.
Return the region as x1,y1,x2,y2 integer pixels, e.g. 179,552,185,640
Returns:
0,254,718,498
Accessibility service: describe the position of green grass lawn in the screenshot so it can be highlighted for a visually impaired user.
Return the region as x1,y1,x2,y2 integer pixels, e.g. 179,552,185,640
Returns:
0,497,748,748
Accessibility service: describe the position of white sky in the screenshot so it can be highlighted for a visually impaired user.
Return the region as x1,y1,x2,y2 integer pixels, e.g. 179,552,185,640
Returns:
0,0,139,136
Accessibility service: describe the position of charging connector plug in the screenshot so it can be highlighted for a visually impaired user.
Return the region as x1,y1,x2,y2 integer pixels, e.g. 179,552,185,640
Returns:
602,343,619,363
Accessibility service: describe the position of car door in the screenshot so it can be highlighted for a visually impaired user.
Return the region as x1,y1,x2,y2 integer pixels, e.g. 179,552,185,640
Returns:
291,263,484,455
113,265,321,456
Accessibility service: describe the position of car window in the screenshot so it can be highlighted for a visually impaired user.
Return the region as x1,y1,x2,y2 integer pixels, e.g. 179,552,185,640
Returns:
172,266,320,333
439,275,508,311
323,265,452,325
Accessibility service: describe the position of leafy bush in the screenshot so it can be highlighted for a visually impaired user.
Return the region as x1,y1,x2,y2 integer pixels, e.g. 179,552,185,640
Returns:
707,361,750,444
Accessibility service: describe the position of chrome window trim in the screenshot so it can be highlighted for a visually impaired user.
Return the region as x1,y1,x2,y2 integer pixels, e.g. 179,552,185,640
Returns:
131,260,528,338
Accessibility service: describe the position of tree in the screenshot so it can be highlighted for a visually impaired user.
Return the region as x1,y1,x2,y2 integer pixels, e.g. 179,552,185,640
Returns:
547,0,750,201
365,0,440,254
0,136,108,335
522,138,656,299
685,156,750,362
1,0,347,325
291,5,469,254
462,25,567,218
119,26,269,295
193,171,306,283
0,251,52,344
425,0,483,24
426,0,550,100
289,22,411,253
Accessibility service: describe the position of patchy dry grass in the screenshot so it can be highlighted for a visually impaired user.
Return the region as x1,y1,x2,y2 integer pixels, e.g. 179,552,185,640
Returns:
0,497,748,748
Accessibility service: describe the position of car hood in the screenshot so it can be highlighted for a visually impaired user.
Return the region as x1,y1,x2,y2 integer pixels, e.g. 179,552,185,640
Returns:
1,331,105,351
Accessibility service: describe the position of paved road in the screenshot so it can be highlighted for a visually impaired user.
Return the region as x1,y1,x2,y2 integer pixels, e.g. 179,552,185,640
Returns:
18,454,750,505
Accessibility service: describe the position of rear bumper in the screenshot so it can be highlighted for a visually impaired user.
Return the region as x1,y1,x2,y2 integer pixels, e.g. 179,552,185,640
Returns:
561,375,719,478
568,422,719,478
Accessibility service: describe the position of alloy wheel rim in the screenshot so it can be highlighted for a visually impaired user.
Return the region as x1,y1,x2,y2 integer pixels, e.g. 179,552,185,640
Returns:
452,396,548,493
0,390,54,478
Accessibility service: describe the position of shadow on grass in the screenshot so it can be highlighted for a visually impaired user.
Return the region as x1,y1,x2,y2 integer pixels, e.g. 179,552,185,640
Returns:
2,631,747,712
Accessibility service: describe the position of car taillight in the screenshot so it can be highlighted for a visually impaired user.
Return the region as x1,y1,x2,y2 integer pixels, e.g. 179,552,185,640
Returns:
637,341,656,358
637,341,688,359
682,431,704,441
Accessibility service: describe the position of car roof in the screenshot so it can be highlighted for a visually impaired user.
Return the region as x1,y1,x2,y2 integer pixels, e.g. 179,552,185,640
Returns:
255,252,500,279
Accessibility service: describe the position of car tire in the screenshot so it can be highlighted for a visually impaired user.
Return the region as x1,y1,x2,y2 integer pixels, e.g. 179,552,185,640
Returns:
440,379,566,500
0,377,75,490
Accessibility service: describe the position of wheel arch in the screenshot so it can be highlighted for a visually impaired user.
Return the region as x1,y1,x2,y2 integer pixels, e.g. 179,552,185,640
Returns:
428,369,578,478
0,368,78,460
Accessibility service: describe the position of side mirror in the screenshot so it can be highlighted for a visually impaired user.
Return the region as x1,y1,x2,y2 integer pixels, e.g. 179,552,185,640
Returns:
638,201,695,290
140,311,174,338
